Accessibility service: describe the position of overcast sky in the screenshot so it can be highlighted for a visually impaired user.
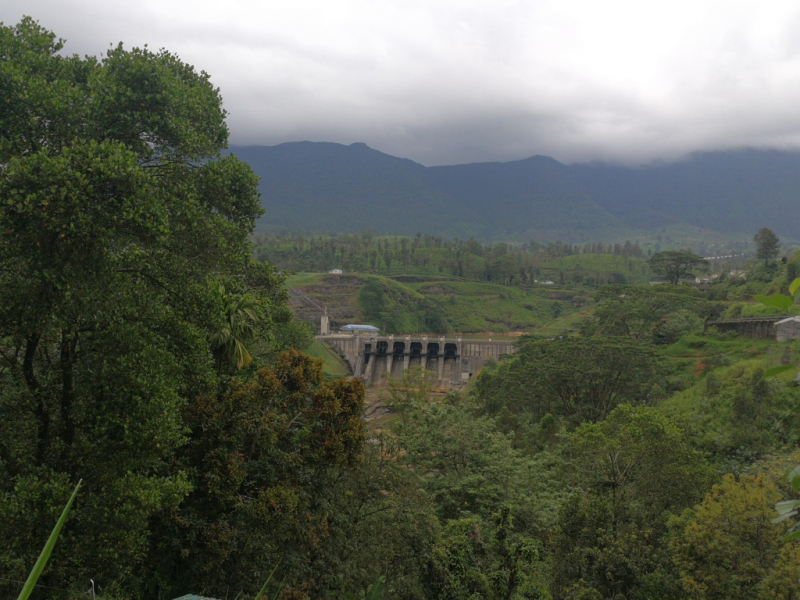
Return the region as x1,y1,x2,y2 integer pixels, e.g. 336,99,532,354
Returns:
4,0,800,166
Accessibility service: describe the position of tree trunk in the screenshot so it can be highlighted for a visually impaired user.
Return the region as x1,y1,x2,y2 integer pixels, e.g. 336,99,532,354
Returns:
60,329,76,448
23,332,49,465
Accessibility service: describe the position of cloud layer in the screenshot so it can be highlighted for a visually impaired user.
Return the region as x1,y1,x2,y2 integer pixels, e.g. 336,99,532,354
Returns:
4,0,800,165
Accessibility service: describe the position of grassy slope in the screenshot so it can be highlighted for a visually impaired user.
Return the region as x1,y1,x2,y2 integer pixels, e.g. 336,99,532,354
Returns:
285,273,327,287
304,338,351,380
655,335,800,457
285,272,586,335
537,307,595,337
407,280,577,333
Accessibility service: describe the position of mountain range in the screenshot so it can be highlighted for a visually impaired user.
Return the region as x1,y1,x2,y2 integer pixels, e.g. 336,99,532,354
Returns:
229,142,800,242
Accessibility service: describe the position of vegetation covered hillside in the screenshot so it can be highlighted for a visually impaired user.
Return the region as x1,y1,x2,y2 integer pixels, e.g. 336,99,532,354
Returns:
462,274,800,599
233,141,800,241
286,272,583,335
5,17,800,600
571,149,800,236
232,142,487,239
256,232,650,286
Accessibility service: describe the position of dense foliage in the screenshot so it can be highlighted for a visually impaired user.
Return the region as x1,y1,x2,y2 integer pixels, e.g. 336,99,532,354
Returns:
4,18,800,600
0,18,329,600
256,232,648,286
582,284,715,343
476,336,662,425
148,350,368,597
648,250,708,285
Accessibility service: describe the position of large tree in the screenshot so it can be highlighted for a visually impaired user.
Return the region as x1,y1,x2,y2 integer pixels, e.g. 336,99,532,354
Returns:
551,405,711,599
0,17,288,597
670,474,789,600
648,250,708,285
394,395,550,600
753,227,781,266
583,284,713,343
147,351,369,599
474,336,662,424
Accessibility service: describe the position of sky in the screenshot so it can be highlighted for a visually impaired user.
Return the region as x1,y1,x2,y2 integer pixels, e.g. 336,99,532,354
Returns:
4,0,800,166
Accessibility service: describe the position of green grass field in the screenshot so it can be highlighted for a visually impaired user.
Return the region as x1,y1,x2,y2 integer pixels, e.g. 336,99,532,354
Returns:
405,279,578,333
285,273,326,287
539,254,650,284
304,339,351,380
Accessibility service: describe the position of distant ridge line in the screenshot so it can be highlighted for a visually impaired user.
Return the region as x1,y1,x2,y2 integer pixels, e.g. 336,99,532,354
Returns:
231,142,800,241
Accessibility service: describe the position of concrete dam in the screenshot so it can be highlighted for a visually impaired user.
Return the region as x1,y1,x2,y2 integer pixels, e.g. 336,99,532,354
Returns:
320,334,516,389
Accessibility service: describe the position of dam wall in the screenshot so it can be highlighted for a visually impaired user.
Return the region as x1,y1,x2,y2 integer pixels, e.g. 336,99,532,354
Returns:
320,334,516,389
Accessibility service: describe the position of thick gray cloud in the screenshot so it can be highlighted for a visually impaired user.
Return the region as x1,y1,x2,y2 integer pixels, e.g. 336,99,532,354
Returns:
4,0,800,165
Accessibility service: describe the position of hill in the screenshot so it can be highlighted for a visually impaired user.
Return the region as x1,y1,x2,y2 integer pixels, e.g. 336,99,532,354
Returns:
232,142,625,241
231,142,483,238
570,149,800,235
285,272,588,335
230,142,800,242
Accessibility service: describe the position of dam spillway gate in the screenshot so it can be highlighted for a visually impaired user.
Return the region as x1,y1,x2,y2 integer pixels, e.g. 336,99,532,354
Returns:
320,334,516,389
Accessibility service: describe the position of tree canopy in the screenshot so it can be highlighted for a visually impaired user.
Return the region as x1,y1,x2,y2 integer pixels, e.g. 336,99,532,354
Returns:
6,16,800,600
648,250,708,285
754,227,781,266
670,473,790,600
475,335,661,424
583,284,713,343
0,17,303,597
551,405,711,599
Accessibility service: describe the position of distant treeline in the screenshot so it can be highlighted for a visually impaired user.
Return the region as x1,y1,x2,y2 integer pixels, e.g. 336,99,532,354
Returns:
253,232,646,285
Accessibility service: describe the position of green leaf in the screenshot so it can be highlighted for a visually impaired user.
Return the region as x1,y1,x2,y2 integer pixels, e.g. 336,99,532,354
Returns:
774,499,800,516
772,509,798,524
17,479,81,600
783,529,800,542
753,294,794,311
786,465,800,492
253,561,281,600
790,278,800,297
365,576,386,600
271,574,288,600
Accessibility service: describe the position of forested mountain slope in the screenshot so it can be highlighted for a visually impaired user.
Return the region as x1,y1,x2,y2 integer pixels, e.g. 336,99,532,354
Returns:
231,142,487,239
427,155,622,241
231,143,800,241
232,142,624,241
570,149,800,234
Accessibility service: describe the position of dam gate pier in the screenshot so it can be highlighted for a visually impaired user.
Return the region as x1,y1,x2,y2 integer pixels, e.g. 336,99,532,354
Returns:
320,334,516,389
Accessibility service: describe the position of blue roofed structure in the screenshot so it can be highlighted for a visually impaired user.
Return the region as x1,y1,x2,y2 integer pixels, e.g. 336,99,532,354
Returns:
340,324,380,333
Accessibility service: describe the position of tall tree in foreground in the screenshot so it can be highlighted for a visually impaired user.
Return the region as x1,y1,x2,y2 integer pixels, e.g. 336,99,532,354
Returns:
754,227,781,266
0,17,286,598
148,351,368,599
670,473,790,600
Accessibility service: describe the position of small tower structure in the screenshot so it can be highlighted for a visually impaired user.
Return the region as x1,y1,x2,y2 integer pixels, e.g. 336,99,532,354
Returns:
320,312,330,336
